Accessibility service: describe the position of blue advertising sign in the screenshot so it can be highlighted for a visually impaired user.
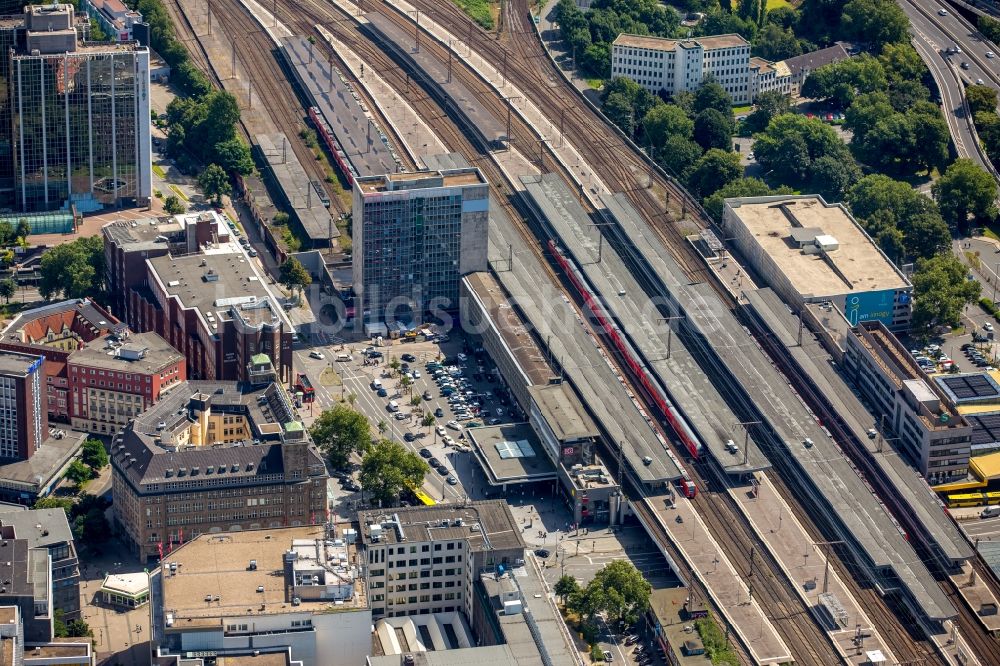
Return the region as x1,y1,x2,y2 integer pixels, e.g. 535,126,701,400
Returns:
843,289,898,326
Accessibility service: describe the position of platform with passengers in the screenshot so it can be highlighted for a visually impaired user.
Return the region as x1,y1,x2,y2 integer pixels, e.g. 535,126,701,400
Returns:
484,199,682,486
520,173,769,473
602,193,955,624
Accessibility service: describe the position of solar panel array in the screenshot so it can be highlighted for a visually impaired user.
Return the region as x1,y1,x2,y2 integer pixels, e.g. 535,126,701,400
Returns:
940,374,1000,401
967,413,1000,446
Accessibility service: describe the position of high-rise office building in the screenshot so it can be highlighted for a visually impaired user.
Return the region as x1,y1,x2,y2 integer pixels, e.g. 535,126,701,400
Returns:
352,168,489,324
10,4,151,212
0,349,46,461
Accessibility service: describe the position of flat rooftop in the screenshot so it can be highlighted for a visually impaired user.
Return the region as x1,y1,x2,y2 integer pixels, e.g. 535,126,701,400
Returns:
358,500,524,552
255,132,336,243
279,35,397,179
368,646,517,666
67,331,182,373
161,525,365,628
0,349,40,376
0,429,85,487
467,423,558,484
745,288,972,568
357,168,486,194
527,383,598,442
21,639,91,658
486,200,683,484
726,195,909,298
461,272,554,387
216,653,291,666
613,32,748,51
147,251,286,329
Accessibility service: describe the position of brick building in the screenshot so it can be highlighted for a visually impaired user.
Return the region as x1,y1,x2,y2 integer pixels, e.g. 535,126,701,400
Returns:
103,212,295,384
111,380,327,561
68,330,185,434
0,298,119,422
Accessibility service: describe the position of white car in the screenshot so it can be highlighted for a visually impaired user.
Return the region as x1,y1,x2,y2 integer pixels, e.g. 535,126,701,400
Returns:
938,8,948,15
309,351,325,360
436,425,447,437
412,370,421,379
988,51,996,59
985,322,995,332
447,420,462,431
444,435,456,446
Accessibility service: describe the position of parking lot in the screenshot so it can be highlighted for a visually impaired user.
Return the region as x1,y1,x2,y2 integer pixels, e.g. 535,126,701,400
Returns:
293,331,525,507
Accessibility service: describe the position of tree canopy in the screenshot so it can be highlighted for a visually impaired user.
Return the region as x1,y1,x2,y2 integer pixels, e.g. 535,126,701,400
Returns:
566,560,652,629
198,164,232,205
932,159,998,231
703,177,794,222
911,254,981,332
309,404,371,469
686,149,741,198
359,439,429,507
81,439,108,471
752,114,857,193
39,236,106,302
801,54,888,107
279,258,312,298
847,175,950,261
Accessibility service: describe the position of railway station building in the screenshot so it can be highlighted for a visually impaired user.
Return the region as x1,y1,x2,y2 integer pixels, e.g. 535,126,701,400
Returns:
353,168,489,325
722,195,913,332
845,321,972,483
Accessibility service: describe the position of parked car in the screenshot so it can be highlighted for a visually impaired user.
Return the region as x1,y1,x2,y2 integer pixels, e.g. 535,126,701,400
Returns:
436,465,449,476
447,475,458,485
401,353,416,362
419,448,432,458
435,408,445,418
447,420,462,430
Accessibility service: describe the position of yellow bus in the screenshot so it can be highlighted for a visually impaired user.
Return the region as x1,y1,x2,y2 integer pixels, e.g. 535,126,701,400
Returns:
947,492,986,507
407,483,437,507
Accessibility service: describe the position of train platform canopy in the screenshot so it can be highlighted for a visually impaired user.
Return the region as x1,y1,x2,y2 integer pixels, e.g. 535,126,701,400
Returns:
254,133,336,244
279,35,398,178
362,11,507,150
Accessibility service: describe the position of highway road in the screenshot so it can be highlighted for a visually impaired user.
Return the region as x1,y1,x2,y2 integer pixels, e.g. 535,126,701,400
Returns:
900,0,994,173
902,0,1000,91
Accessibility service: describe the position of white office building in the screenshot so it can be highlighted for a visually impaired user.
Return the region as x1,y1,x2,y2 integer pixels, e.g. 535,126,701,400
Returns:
610,33,751,104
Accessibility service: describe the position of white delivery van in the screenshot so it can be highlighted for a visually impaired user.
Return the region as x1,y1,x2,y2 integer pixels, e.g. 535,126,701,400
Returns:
337,353,353,362
387,401,399,413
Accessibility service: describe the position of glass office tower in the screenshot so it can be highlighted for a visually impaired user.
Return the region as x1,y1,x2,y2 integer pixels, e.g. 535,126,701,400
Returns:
9,4,151,213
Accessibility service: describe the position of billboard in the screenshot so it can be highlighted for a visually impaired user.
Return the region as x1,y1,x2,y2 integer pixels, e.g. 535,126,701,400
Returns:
841,289,902,326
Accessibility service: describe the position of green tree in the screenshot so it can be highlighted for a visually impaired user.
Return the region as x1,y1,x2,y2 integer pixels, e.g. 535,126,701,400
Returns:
933,158,998,230
879,43,926,85
847,174,948,261
279,257,312,299
841,0,909,51
979,15,1000,45
214,137,254,175
657,135,703,179
693,109,733,152
0,278,14,304
309,404,371,470
360,439,429,507
273,211,290,225
643,104,694,147
809,154,861,201
71,505,111,549
801,54,888,107
38,236,106,301
14,218,30,242
81,439,108,471
554,574,580,605
603,92,637,136
911,254,981,332
572,560,652,629
421,413,435,431
967,85,999,116
703,177,794,221
753,114,855,189
198,163,231,205
32,497,73,513
752,24,802,61
903,212,952,261
744,90,791,133
64,461,93,488
0,221,12,247
693,81,734,118
163,195,186,215
686,149,742,197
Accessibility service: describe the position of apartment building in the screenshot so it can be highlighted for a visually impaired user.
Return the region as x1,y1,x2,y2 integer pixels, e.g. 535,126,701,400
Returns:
749,57,791,101
353,168,489,324
845,321,972,483
610,33,751,104
11,4,151,212
103,212,295,384
154,525,370,666
111,380,328,560
68,331,185,434
0,508,81,619
357,501,524,621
